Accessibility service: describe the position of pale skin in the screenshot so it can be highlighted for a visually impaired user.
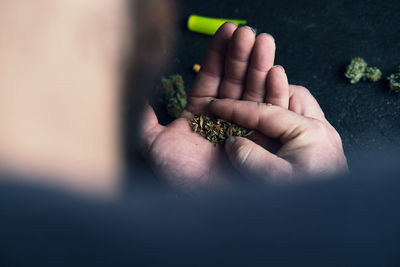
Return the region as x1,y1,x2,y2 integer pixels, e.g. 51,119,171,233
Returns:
142,23,348,189
0,0,128,195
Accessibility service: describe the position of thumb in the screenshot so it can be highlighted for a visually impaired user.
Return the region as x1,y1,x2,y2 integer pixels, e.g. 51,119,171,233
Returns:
141,105,164,150
225,136,293,181
209,99,309,141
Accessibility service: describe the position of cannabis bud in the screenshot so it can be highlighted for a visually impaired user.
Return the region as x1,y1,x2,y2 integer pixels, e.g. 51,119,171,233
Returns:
188,115,253,146
387,67,400,93
345,57,367,84
345,57,382,83
364,67,382,82
162,74,187,118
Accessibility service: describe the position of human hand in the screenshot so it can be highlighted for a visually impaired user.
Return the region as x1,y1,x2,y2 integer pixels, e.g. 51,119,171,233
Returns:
208,93,348,181
141,23,278,189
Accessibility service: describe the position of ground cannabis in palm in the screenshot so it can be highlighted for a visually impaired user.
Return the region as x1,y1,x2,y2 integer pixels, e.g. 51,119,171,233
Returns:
345,57,382,83
162,74,187,118
188,115,253,145
387,67,400,93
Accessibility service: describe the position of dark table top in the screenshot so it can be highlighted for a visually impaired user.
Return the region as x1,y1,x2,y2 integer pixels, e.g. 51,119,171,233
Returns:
156,0,400,167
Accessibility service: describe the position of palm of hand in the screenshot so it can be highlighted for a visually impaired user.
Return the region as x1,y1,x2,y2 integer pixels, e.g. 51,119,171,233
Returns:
146,115,224,188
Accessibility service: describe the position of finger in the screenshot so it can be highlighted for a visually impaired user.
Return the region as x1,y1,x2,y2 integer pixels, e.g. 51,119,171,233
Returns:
242,33,276,102
247,131,281,153
209,99,308,142
289,85,325,121
265,66,289,108
225,136,292,180
190,22,237,98
141,105,164,150
181,96,214,118
219,26,256,99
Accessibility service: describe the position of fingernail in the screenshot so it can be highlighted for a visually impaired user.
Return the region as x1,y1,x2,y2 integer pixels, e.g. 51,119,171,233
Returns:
241,25,257,35
224,21,237,27
258,33,275,42
226,136,236,145
274,65,285,73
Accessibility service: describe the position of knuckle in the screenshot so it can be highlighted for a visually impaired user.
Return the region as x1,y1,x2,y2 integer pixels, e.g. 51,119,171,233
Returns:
307,118,327,134
324,122,343,144
297,86,311,96
331,127,343,145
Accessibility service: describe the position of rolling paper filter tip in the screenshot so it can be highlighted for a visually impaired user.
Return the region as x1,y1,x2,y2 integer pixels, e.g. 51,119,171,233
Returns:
188,15,247,35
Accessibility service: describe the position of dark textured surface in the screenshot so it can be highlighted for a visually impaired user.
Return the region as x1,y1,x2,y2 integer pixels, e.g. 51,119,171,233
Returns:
156,0,400,167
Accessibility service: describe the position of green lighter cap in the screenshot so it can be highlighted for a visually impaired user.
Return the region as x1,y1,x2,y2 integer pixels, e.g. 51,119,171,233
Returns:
188,15,247,35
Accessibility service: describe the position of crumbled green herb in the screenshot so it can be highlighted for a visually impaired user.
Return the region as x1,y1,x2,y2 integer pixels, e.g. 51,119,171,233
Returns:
345,57,367,84
188,115,253,145
345,57,381,83
162,74,187,118
387,67,400,93
364,67,382,82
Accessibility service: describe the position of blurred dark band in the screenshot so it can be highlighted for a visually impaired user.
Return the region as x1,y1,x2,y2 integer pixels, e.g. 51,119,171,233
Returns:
121,0,177,169
1,150,400,265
